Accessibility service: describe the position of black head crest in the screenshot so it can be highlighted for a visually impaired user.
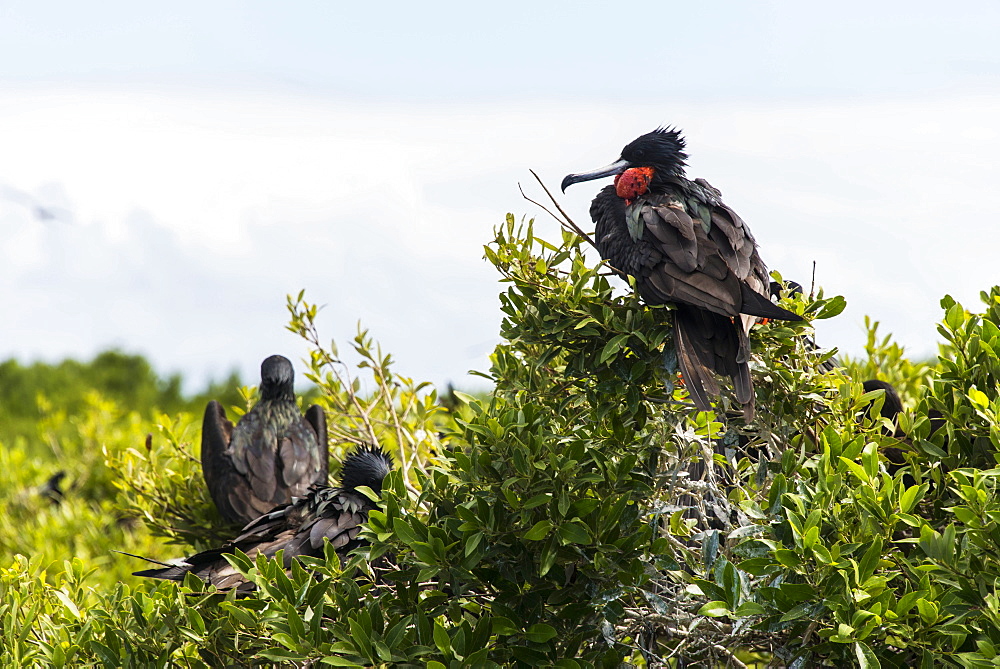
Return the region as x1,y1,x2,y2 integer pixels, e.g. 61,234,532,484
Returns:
619,127,687,175
340,445,394,494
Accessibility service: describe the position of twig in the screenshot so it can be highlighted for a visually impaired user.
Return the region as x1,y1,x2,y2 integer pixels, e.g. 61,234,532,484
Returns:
712,644,749,669
517,183,566,229
517,172,636,282
299,320,380,448
371,366,420,497
521,169,598,249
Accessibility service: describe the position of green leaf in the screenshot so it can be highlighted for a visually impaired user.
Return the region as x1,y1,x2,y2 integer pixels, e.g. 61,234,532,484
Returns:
946,302,966,331
733,601,767,617
774,549,802,568
464,531,484,557
522,493,552,509
259,648,306,662
492,617,518,636
916,598,939,625
698,601,731,618
840,456,871,483
525,624,558,643
599,333,630,364
523,520,553,541
433,621,451,656
854,641,879,669
557,521,591,545
52,590,81,621
321,657,365,667
969,387,990,409
815,295,847,320
539,539,558,577
899,484,926,514
779,602,815,623
392,518,419,545
452,390,480,406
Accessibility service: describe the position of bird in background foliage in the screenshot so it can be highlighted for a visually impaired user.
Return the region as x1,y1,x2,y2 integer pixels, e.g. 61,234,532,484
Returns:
201,354,328,525
132,445,394,593
562,127,803,419
860,378,952,497
861,379,924,481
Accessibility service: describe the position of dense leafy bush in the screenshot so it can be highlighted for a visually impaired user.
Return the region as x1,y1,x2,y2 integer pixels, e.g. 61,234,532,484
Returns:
0,350,248,448
6,212,1000,667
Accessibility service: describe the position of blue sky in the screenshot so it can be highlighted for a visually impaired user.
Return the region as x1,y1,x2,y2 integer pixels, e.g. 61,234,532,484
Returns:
2,2,999,391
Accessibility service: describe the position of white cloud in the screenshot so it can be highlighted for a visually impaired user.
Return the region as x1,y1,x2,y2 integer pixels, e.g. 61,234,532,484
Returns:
1,86,998,389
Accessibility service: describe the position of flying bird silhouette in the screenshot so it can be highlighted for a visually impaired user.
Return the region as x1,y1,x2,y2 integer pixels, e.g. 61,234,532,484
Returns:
562,127,803,418
201,354,328,525
132,445,393,593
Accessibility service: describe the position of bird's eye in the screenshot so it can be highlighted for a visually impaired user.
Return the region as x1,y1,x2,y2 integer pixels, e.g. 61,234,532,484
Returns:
633,149,645,159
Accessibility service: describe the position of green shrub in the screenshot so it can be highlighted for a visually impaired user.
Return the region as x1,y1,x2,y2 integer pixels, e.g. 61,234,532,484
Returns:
8,213,1000,667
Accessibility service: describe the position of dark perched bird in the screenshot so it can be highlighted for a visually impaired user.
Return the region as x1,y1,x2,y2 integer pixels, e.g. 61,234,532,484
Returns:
133,445,394,593
562,127,803,418
769,280,802,301
861,379,947,480
201,355,328,525
862,380,904,428
861,379,908,474
39,471,66,506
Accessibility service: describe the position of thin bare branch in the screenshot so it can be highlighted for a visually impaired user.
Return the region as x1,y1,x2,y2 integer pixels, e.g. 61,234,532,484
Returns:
521,169,598,249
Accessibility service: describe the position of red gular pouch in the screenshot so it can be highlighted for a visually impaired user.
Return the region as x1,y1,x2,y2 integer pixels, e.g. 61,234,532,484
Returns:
614,167,655,205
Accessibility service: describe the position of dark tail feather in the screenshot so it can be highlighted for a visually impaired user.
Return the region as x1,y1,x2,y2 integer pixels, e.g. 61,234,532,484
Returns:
733,327,754,420
733,364,754,421
674,308,718,413
115,550,192,581
740,283,803,321
132,564,192,581
674,306,754,418
113,549,174,568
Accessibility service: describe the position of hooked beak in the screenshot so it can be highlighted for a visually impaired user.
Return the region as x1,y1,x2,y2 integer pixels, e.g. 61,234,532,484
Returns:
560,158,631,192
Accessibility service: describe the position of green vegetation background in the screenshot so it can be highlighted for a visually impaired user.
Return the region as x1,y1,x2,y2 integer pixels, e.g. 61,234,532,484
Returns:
2,214,1000,667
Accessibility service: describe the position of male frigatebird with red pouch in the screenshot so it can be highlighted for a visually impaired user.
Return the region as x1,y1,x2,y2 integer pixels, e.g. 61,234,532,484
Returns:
561,127,802,419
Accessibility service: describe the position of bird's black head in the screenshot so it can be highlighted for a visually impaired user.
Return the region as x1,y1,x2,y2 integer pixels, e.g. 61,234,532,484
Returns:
561,126,688,193
340,445,394,495
768,279,804,301
862,379,903,422
259,355,295,401
620,127,687,174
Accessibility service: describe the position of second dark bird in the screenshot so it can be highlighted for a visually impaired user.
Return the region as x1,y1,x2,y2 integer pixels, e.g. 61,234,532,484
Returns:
134,445,394,593
562,127,803,418
201,355,329,525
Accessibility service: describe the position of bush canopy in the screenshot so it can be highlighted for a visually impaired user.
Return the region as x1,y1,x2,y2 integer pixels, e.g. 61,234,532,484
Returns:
2,214,999,667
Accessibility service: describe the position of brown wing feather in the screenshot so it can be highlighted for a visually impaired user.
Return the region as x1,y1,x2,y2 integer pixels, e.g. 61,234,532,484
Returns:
201,401,256,523
633,191,765,320
305,405,329,482
132,486,376,592
202,399,330,525
201,401,233,489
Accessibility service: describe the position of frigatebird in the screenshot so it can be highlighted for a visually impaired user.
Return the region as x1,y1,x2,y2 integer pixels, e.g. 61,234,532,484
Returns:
201,355,328,525
561,127,803,418
132,445,393,593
